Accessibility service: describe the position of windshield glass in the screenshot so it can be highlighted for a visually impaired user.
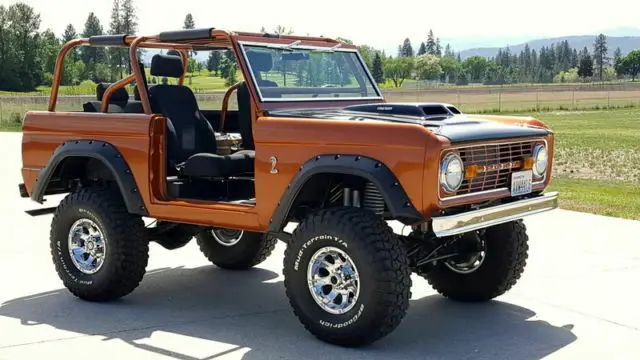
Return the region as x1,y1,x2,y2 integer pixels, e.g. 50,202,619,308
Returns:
240,44,381,101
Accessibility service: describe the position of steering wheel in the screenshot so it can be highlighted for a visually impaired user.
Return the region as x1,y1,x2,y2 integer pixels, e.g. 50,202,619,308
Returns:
219,82,242,134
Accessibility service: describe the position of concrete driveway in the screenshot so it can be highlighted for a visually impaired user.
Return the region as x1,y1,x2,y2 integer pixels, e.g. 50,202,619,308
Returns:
0,132,638,359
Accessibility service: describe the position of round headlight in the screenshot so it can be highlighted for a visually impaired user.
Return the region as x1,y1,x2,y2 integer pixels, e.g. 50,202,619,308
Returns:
532,144,548,178
440,153,464,193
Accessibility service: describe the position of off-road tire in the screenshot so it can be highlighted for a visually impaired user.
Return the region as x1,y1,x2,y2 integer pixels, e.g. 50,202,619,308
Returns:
195,229,276,270
49,186,149,302
423,220,529,302
283,207,411,347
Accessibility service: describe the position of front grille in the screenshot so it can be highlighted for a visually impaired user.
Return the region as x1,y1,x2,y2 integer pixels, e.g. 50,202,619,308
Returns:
455,140,536,195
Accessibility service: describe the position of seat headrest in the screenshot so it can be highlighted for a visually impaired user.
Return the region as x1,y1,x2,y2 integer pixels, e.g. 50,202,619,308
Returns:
151,53,184,78
96,83,129,102
246,51,272,72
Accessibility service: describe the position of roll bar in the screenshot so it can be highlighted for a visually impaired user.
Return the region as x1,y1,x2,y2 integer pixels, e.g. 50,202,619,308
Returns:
47,27,353,114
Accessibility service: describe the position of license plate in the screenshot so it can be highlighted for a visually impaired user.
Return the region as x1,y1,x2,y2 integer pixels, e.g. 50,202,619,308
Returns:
511,170,533,196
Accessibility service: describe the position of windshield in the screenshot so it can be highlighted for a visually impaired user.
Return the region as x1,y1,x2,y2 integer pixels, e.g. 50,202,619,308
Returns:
240,44,381,101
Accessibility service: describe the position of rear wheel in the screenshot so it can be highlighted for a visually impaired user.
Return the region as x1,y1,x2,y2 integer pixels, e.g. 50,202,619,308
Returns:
422,220,529,302
283,207,411,347
49,187,149,302
195,228,276,270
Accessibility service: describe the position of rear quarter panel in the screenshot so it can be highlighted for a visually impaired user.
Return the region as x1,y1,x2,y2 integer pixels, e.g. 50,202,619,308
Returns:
21,111,154,205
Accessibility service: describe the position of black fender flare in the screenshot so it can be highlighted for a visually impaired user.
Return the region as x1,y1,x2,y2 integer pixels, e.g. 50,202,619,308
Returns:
268,154,423,233
30,140,148,216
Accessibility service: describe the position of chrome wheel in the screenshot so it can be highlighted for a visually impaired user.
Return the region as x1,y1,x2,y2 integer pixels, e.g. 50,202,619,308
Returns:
67,218,107,275
445,251,486,274
307,246,360,315
211,228,244,247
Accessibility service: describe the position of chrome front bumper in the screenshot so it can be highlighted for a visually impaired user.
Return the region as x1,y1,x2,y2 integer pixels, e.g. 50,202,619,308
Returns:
431,192,559,237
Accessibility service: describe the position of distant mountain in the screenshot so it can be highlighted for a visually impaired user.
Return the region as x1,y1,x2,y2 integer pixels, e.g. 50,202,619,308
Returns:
457,35,640,60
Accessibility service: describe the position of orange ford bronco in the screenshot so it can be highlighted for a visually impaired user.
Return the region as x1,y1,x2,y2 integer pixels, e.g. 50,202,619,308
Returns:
18,27,558,346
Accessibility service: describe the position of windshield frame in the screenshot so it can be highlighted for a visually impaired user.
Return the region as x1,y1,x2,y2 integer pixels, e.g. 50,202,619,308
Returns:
238,41,384,103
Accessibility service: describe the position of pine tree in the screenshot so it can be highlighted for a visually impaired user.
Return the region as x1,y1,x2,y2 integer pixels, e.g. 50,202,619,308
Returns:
435,38,441,57
183,13,195,29
108,0,124,79
593,33,608,81
425,29,436,55
120,0,138,74
372,52,384,83
578,47,594,79
444,44,454,58
207,50,222,76
400,38,413,57
183,13,196,56
417,42,426,56
62,24,78,62
613,47,622,64
80,12,106,66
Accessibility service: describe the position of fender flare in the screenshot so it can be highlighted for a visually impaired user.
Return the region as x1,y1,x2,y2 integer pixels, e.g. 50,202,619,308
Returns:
268,154,423,233
30,140,148,216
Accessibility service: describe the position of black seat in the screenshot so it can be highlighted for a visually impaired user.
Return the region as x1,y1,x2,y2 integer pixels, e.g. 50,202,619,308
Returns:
83,83,144,113
148,53,254,178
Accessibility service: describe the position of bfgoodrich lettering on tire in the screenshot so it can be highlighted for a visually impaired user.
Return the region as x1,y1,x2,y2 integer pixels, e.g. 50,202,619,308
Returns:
283,207,411,347
49,186,149,302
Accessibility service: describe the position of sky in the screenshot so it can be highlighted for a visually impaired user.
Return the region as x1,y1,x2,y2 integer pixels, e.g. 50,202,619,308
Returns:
3,0,640,54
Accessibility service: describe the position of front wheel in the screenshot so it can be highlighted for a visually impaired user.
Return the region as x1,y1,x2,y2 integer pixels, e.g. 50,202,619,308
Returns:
422,220,529,302
283,207,412,347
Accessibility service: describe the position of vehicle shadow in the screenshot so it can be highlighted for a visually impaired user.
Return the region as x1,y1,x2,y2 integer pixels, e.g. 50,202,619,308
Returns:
0,265,577,359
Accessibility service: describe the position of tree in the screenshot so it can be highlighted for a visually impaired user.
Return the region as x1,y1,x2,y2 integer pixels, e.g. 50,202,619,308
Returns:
207,50,222,76
62,24,78,62
425,29,436,55
39,29,60,78
399,38,413,57
120,0,138,74
415,54,442,80
613,47,622,63
357,44,377,69
4,3,44,91
577,47,594,79
383,57,414,87
617,50,640,81
273,25,294,35
439,57,459,83
80,13,106,67
462,56,489,82
435,38,441,57
443,44,455,58
183,13,195,29
417,42,426,56
372,52,384,83
183,13,196,57
108,0,123,79
593,33,608,81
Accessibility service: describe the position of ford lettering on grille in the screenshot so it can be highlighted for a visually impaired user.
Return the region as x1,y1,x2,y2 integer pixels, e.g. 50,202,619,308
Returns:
454,141,536,196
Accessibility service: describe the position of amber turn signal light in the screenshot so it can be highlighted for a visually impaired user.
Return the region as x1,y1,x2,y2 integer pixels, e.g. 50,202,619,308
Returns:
522,157,534,170
464,165,478,179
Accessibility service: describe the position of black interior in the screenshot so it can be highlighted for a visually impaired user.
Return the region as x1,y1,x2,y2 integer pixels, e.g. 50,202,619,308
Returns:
147,53,256,203
82,52,258,204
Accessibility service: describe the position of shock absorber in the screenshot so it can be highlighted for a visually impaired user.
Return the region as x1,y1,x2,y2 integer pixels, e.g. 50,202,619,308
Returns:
362,182,385,215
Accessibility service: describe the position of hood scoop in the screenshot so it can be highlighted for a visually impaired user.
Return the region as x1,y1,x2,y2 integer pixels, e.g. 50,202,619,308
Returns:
343,102,462,121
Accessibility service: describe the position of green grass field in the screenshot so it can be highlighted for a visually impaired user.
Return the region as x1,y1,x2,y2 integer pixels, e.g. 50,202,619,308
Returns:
518,109,640,220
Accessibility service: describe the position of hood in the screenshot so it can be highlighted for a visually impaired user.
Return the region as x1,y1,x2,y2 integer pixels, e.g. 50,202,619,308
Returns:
266,102,550,143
